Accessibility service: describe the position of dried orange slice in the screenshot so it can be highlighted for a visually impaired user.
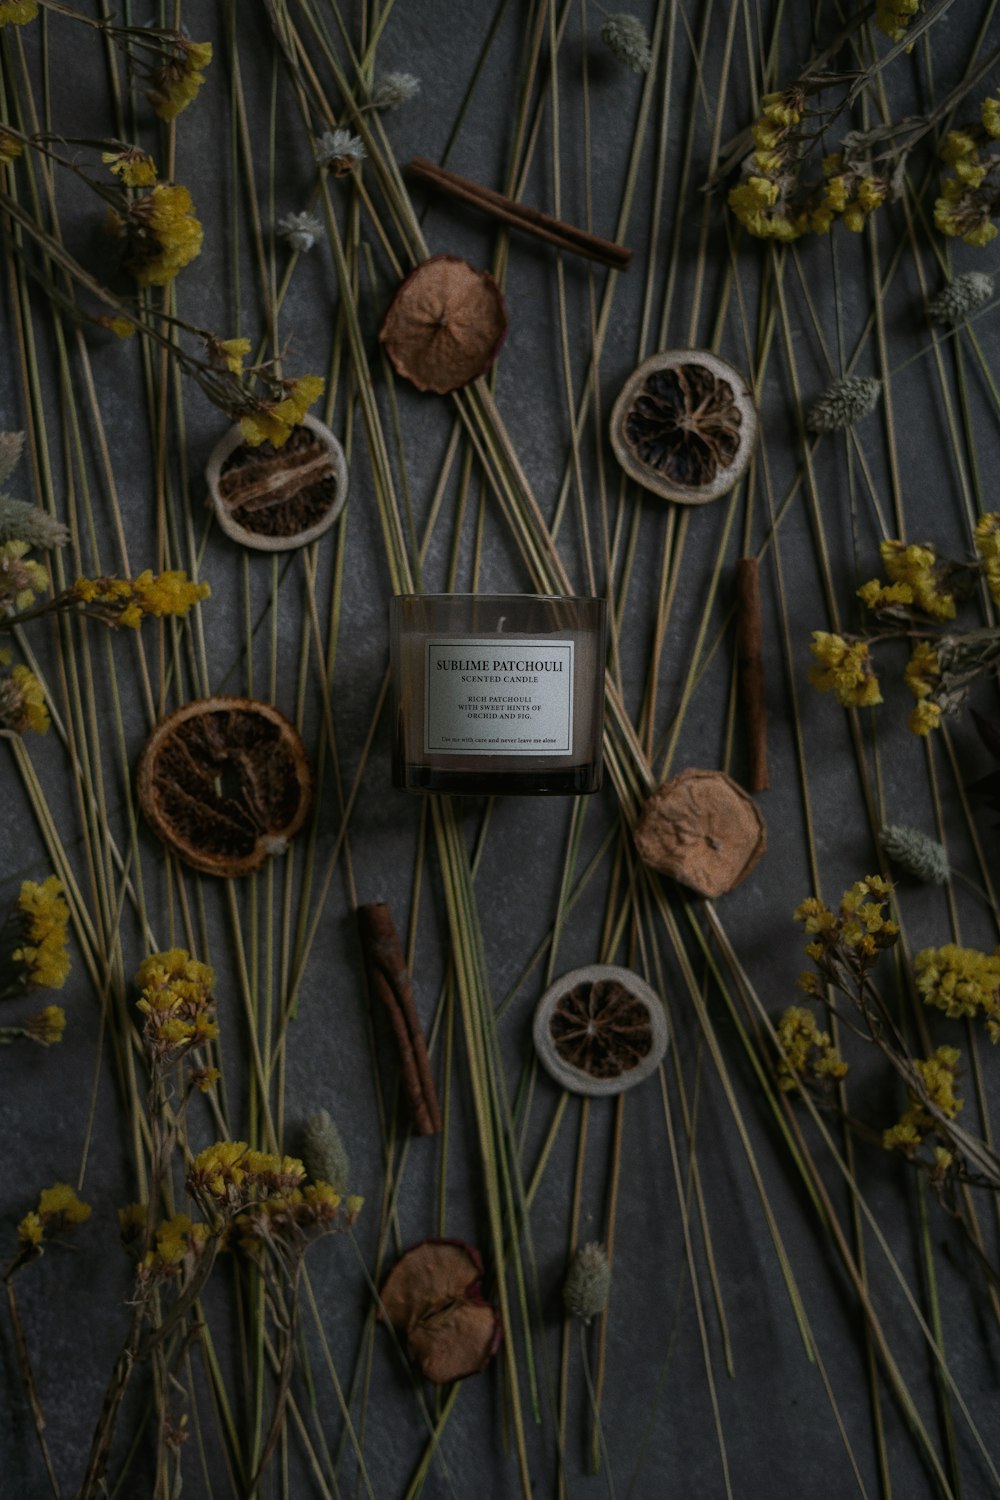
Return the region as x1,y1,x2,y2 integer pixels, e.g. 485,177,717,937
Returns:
137,697,312,877
610,350,757,505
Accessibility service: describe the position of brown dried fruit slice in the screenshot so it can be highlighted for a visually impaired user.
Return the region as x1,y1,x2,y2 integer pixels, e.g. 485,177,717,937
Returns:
379,255,508,394
610,350,757,505
137,697,312,877
633,768,766,898
532,964,668,1097
206,414,348,553
379,1238,502,1384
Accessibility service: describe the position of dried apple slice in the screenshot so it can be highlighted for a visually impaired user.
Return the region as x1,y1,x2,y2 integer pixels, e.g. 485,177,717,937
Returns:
633,768,766,897
379,1238,502,1384
137,697,312,877
379,255,508,394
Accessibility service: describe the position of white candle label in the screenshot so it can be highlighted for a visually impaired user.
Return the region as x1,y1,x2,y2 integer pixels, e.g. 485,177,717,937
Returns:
424,638,575,756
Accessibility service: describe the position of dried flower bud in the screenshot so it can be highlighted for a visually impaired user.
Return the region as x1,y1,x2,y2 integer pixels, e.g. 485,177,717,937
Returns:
806,375,882,433
600,13,652,73
315,128,365,175
0,430,24,486
371,72,420,110
880,824,949,885
303,1109,350,1193
563,1242,611,1323
928,271,994,325
277,210,324,253
0,495,69,550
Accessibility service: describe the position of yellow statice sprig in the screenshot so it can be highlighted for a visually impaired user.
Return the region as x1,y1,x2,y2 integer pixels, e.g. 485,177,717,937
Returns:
110,182,203,288
914,944,1000,1041
0,1003,66,1047
0,539,48,613
795,876,899,986
71,569,210,629
808,632,882,707
146,39,213,121
876,0,920,42
934,105,1000,247
0,877,70,999
775,1005,848,1092
135,948,217,1063
102,146,157,188
15,1182,91,1252
883,1046,963,1165
0,661,49,735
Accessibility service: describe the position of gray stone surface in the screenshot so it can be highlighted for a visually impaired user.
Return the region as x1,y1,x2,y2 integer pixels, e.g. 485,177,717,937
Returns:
1,1,999,1497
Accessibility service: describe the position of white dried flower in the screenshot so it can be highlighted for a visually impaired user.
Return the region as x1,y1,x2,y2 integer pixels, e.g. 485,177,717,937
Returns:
806,375,882,433
303,1109,350,1193
278,210,325,254
563,1241,611,1323
0,496,69,550
880,824,949,885
928,271,994,326
600,13,652,74
315,128,366,175
0,431,24,487
371,72,420,111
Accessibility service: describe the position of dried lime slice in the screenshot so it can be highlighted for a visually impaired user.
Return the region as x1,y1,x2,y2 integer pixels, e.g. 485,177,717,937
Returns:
532,964,668,1097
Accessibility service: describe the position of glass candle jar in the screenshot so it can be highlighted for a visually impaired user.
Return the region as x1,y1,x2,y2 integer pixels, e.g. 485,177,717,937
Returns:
390,594,607,795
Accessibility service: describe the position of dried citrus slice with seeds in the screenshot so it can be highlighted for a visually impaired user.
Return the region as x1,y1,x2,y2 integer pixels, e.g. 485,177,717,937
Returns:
532,964,669,1097
206,414,348,553
137,697,312,877
610,350,757,505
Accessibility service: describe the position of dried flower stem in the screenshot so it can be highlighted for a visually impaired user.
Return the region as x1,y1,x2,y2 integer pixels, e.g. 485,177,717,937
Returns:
735,558,768,793
4,1278,61,1499
356,903,442,1135
405,157,632,271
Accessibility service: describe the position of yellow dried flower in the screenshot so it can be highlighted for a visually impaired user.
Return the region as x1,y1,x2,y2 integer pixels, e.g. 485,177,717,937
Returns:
135,947,217,1059
17,1182,92,1246
102,147,157,187
914,944,1000,1039
1,664,50,735
25,1004,66,1045
17,1211,43,1246
0,1,37,26
883,1046,963,1154
808,631,882,707
147,39,213,122
857,578,913,612
903,640,940,699
239,374,326,449
1,539,49,612
7,877,69,991
72,568,210,627
775,1006,847,1091
116,183,203,288
908,699,942,736
974,513,1000,561
0,130,23,166
880,540,955,619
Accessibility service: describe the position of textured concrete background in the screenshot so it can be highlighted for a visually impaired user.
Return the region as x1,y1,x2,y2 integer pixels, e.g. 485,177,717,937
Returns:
2,1,999,1496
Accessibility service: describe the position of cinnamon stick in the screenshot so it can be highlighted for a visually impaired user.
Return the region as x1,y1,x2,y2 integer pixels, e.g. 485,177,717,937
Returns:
406,157,632,272
357,902,442,1136
736,558,769,793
